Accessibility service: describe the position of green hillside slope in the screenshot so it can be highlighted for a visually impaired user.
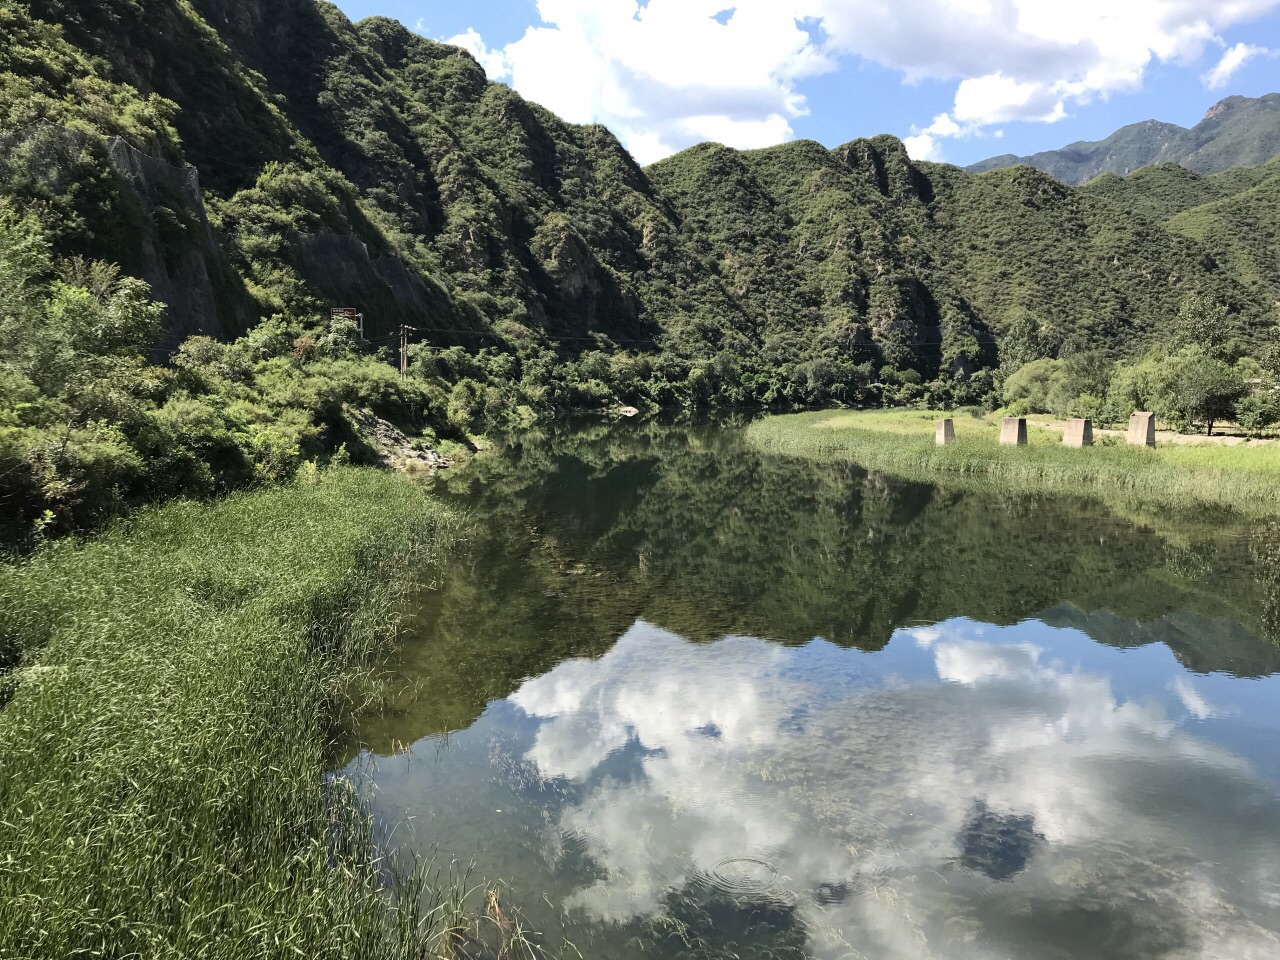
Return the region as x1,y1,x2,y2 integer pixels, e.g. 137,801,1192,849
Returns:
1164,162,1280,303
3,0,1280,536
1083,156,1280,303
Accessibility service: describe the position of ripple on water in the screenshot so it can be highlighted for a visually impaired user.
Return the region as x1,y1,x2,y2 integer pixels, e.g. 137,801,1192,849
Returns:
559,829,591,859
703,857,780,897
561,821,668,872
814,878,862,905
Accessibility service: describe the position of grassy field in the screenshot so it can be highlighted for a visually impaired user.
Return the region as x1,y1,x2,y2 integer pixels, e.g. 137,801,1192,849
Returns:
0,469,471,959
747,409,1280,516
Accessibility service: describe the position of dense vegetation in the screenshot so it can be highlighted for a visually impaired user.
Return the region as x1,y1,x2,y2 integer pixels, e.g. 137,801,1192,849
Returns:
969,93,1280,184
0,199,490,542
0,469,465,958
1086,156,1280,305
1,0,1279,539
992,294,1280,436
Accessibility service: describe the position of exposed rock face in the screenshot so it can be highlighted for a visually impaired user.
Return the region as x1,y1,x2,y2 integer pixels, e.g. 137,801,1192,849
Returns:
345,406,449,473
0,122,240,354
1203,101,1230,123
536,225,600,302
107,138,228,351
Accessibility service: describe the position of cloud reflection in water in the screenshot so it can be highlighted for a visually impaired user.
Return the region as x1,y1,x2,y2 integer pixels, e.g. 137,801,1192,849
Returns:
509,620,1280,959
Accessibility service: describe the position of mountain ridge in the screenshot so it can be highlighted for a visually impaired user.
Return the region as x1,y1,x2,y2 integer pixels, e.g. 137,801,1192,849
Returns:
967,93,1280,184
5,0,1280,538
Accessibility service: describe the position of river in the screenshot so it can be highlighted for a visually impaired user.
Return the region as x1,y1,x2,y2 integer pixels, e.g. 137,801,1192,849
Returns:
339,419,1280,960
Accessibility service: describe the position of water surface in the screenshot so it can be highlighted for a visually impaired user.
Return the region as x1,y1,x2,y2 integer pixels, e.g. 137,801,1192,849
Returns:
342,421,1280,960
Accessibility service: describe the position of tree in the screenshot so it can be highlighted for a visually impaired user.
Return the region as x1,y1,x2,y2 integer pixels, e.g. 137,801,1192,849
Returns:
1234,358,1280,437
1260,326,1280,377
999,312,1059,371
0,201,53,360
1164,347,1244,436
1235,391,1280,436
1105,352,1164,423
1001,357,1065,414
1173,295,1230,358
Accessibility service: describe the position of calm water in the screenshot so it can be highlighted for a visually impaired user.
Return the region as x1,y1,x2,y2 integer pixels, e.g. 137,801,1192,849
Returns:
341,421,1280,960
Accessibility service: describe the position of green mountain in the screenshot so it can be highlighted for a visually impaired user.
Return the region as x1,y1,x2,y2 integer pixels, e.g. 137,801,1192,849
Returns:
5,1,1273,385
968,94,1280,184
1083,156,1280,304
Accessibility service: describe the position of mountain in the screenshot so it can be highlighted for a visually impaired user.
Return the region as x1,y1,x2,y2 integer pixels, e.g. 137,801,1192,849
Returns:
1,0,1276,405
968,94,1280,184
1084,156,1280,303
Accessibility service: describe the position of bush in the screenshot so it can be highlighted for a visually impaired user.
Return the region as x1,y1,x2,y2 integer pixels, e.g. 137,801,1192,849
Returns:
1236,390,1280,437
1002,357,1065,414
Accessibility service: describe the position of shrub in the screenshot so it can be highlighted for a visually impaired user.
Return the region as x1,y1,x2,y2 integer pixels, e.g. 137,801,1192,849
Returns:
1236,390,1280,437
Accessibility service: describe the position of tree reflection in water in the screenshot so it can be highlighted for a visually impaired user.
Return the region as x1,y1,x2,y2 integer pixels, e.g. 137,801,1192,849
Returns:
342,421,1280,960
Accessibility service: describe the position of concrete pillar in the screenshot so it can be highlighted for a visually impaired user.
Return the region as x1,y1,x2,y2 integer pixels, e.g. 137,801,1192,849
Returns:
1127,412,1156,447
1000,417,1027,446
936,418,955,445
1063,418,1093,447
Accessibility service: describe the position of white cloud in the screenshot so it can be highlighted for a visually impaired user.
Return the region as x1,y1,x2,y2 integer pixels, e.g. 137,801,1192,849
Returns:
934,639,1048,684
444,27,512,80
904,623,944,648
952,73,1067,125
1203,41,1272,89
489,0,834,164
1172,675,1221,719
448,0,1280,162
903,112,965,160
923,112,961,138
833,1,1280,157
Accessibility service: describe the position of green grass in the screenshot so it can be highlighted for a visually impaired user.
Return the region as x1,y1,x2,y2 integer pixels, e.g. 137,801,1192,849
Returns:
0,468,471,959
747,410,1280,516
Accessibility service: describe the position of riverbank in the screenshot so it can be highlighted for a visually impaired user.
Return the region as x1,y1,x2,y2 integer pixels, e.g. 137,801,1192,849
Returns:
0,469,464,958
746,410,1280,516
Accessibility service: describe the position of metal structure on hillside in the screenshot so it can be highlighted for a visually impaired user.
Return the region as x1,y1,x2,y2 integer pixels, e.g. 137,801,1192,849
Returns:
330,307,363,340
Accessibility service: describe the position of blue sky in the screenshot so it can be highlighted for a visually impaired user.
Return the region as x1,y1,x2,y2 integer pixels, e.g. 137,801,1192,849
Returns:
332,0,1280,167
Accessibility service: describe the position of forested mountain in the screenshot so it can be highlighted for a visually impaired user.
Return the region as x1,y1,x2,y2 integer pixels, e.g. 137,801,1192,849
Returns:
3,0,1280,535
5,0,1276,378
1085,157,1280,305
968,94,1280,184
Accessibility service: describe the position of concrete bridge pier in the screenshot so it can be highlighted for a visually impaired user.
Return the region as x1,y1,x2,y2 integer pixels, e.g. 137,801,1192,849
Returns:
1000,417,1028,446
1127,412,1156,447
936,419,955,445
1064,418,1093,447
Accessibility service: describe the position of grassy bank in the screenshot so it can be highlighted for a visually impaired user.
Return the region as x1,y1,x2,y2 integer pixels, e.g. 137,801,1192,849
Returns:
747,410,1280,516
0,469,464,959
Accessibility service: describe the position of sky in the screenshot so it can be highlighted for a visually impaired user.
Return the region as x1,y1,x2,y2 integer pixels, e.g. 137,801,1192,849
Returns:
331,0,1280,167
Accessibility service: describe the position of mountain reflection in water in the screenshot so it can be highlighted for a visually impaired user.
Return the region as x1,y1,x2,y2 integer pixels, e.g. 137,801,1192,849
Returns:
342,422,1280,960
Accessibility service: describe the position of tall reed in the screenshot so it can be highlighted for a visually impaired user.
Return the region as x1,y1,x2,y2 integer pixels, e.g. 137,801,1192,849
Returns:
0,469,467,958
